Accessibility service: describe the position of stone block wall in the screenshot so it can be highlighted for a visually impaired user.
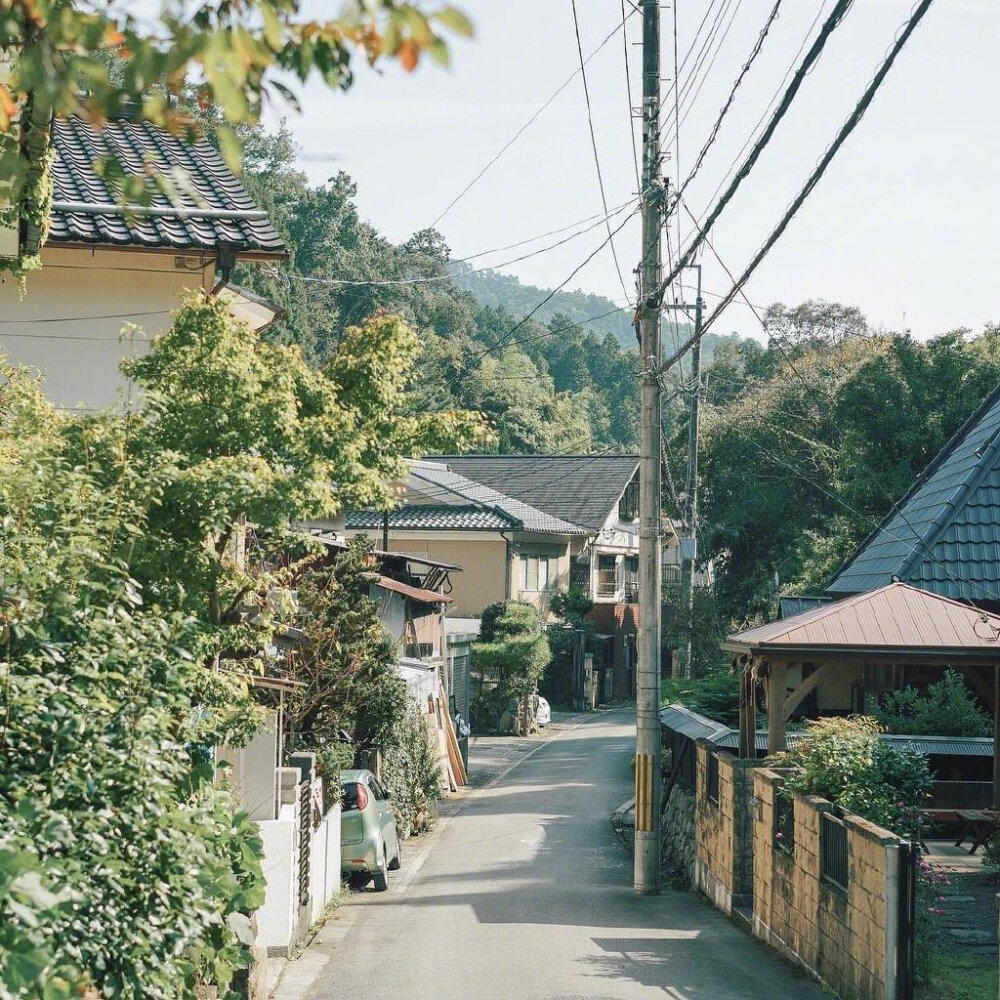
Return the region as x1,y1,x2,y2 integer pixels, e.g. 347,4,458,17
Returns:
693,743,755,914
661,785,695,887
751,768,901,1000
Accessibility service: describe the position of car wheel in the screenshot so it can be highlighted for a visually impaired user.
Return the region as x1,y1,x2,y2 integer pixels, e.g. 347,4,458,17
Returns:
388,837,401,871
372,846,389,892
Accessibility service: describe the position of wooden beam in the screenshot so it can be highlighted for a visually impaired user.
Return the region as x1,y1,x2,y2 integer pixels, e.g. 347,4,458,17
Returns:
783,662,834,719
994,665,999,811
767,660,788,755
738,657,757,760
959,665,996,713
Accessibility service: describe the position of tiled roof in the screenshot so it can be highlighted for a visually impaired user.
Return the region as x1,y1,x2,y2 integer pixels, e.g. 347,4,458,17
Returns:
346,505,516,532
430,454,639,530
47,116,285,256
828,382,1000,600
409,464,588,535
725,582,1000,656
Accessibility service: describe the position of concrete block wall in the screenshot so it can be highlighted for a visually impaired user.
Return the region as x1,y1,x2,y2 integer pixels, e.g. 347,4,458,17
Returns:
751,768,901,1000
693,742,755,914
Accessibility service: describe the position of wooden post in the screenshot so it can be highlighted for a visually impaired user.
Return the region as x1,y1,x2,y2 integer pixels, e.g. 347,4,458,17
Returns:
738,657,757,759
994,664,999,810
767,660,788,755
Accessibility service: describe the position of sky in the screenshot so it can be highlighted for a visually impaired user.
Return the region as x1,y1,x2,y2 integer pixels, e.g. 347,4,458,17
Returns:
264,0,1000,344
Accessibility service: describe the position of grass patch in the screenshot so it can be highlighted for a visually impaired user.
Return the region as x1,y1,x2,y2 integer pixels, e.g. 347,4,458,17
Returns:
918,951,996,1000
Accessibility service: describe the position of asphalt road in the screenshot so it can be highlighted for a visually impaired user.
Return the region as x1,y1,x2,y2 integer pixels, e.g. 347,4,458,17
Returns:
278,708,826,1000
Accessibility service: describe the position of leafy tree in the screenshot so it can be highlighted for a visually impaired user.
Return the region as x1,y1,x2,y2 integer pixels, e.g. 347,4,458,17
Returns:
695,310,1000,623
118,294,487,627
285,539,442,835
471,601,551,733
773,716,932,839
0,359,263,1000
1,2,473,282
874,670,992,738
661,671,741,728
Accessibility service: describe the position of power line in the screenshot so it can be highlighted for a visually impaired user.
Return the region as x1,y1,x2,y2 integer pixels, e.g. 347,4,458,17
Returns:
685,0,832,242
281,199,638,290
669,0,783,213
653,0,856,306
571,0,632,302
621,0,641,194
686,0,936,354
429,6,638,230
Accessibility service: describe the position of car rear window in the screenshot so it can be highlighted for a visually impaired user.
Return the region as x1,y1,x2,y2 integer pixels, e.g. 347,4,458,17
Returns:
342,782,361,811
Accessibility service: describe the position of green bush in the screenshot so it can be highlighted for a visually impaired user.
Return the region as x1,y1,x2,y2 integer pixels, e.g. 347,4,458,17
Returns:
772,716,932,838
472,601,551,733
381,703,443,837
661,669,741,727
874,669,991,737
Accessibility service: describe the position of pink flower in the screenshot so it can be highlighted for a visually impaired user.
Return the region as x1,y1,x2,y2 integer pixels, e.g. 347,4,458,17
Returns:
775,832,784,840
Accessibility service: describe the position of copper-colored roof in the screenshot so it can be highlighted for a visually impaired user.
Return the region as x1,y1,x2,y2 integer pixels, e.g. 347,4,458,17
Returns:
724,582,1000,659
368,574,452,606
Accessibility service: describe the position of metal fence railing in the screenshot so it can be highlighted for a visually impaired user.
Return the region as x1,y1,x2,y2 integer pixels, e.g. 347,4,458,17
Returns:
820,812,848,893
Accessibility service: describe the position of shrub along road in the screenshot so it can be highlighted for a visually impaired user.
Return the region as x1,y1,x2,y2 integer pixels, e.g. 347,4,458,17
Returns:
273,708,826,999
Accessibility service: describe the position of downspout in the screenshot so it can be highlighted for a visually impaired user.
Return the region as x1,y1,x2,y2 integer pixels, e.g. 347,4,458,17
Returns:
500,530,513,601
209,246,240,297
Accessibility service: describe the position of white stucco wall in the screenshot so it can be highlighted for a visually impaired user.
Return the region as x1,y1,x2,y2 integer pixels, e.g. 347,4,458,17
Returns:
217,710,279,821
256,811,297,957
0,246,214,411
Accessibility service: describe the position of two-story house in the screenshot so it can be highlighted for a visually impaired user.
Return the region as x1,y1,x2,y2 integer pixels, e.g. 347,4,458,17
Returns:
344,455,678,700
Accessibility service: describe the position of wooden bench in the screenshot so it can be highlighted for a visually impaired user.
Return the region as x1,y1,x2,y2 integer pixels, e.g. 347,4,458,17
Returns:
954,809,999,854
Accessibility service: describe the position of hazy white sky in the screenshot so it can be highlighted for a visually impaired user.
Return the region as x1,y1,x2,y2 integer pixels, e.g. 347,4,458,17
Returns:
266,0,1000,343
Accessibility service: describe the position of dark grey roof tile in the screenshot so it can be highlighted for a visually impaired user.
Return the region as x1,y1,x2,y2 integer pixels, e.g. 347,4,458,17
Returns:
47,116,285,256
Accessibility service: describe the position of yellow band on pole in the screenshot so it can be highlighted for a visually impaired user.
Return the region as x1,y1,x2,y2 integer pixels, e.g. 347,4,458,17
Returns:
635,753,653,832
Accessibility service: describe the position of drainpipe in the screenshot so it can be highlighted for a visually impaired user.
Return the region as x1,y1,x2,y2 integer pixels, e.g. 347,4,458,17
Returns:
500,530,513,601
209,246,240,297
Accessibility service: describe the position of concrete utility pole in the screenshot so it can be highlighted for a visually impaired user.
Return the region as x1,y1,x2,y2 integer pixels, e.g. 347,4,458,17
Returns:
680,273,704,680
634,0,663,896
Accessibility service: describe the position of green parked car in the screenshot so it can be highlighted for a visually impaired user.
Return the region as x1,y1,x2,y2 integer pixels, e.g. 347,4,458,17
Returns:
340,769,401,892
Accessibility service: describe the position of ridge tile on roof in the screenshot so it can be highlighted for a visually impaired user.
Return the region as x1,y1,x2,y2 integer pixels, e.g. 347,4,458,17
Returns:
428,454,639,530
409,464,588,535
47,116,285,256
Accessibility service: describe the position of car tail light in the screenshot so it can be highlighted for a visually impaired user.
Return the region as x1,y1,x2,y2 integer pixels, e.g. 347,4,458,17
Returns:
355,783,370,810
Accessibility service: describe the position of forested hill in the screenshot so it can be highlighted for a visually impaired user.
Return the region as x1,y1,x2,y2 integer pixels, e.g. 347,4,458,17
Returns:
450,262,636,347
231,123,748,455
452,261,742,364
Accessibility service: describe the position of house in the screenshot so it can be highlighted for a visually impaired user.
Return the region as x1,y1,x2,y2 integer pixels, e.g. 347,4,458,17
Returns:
0,114,286,410
345,455,678,700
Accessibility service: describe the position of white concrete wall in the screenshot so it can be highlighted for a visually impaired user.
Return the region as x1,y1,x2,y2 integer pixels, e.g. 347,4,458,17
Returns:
309,801,342,926
256,808,298,957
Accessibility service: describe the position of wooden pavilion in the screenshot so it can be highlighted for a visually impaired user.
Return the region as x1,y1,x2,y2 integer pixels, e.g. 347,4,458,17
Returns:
723,582,1000,806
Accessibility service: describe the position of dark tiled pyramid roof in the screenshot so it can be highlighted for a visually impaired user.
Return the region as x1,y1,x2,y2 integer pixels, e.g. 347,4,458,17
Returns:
347,505,516,532
429,454,639,530
828,382,1000,601
47,116,285,256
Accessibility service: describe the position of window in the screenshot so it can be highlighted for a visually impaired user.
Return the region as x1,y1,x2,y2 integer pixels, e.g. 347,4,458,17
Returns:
519,554,556,592
623,556,639,603
619,479,639,521
597,554,618,598
570,557,590,590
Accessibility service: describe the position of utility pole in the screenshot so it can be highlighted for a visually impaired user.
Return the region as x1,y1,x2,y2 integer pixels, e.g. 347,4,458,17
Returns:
680,271,704,680
634,0,663,896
